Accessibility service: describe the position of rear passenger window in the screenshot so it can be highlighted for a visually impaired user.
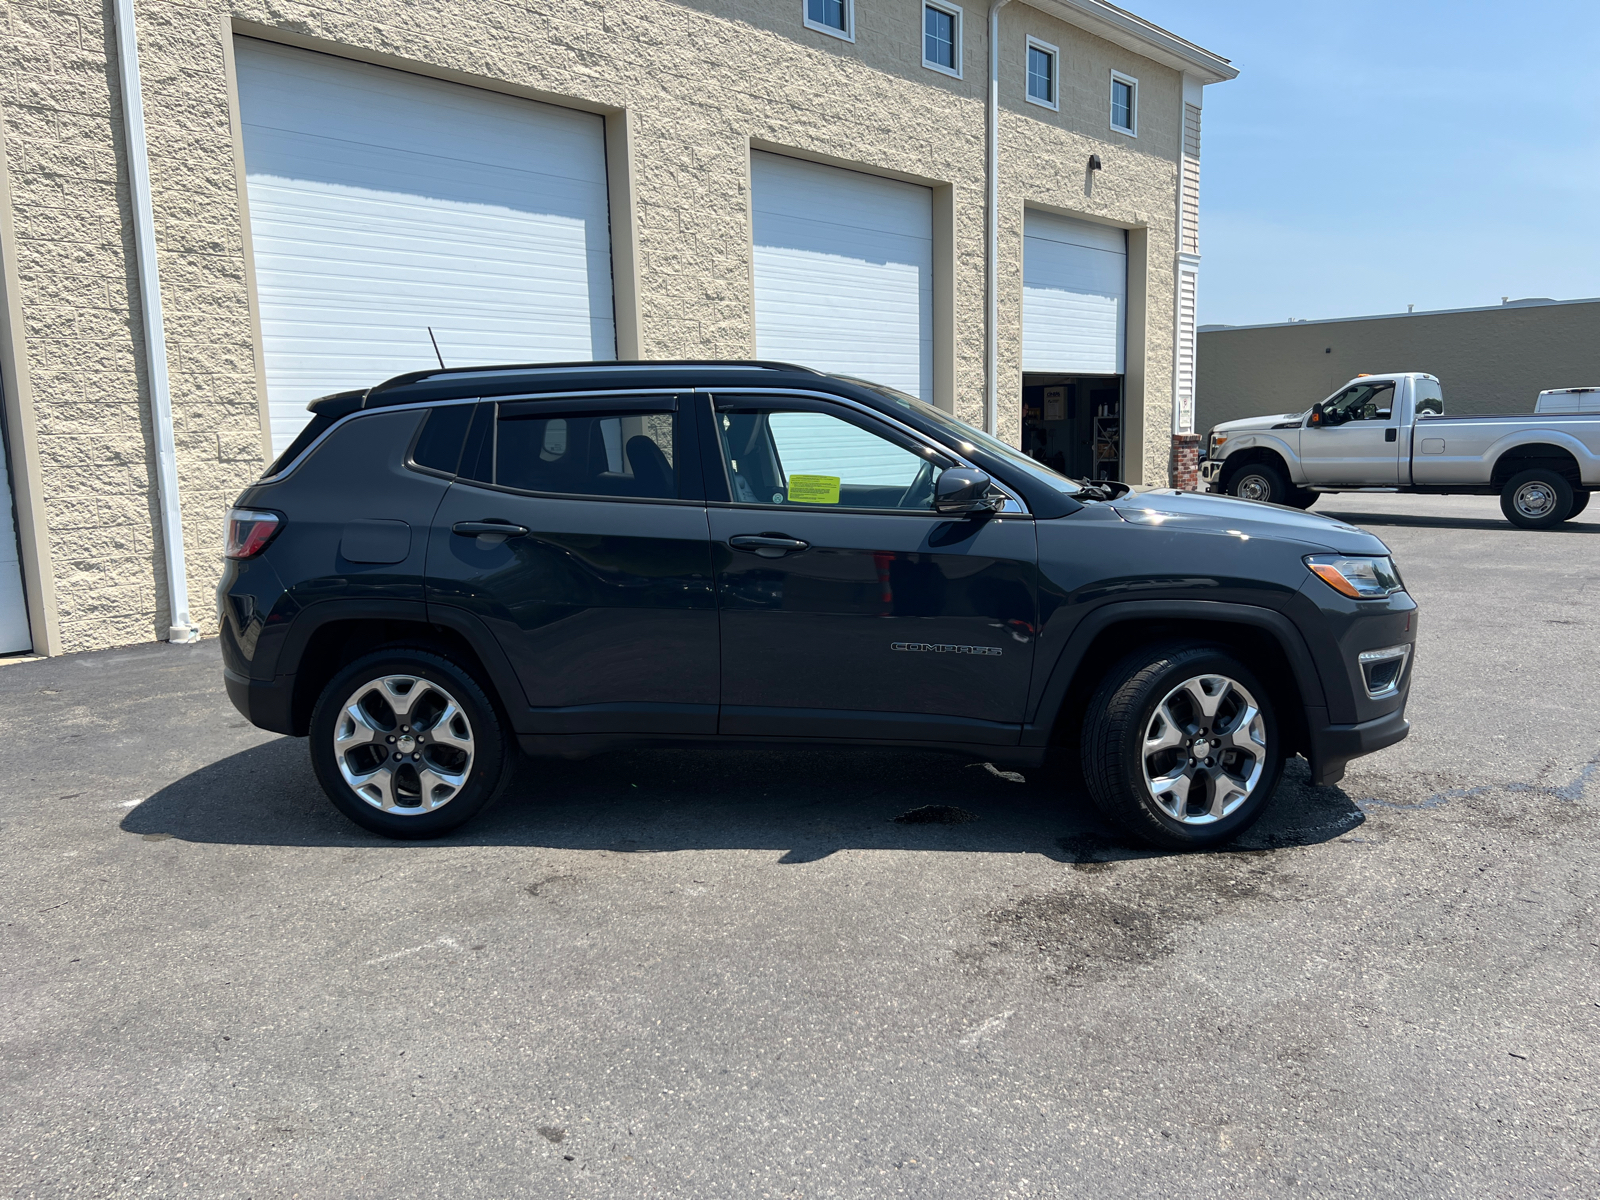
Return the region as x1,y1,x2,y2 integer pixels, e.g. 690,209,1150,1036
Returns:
490,408,677,499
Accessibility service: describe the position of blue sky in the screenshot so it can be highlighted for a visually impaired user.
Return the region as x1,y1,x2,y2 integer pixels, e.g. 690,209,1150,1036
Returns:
1127,0,1600,326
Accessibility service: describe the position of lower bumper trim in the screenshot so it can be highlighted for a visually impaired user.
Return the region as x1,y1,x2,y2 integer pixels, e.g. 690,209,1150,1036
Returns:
1306,705,1409,787
224,667,297,736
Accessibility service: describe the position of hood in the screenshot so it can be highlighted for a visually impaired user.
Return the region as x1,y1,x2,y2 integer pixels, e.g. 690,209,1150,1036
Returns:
1210,411,1305,436
1107,489,1392,556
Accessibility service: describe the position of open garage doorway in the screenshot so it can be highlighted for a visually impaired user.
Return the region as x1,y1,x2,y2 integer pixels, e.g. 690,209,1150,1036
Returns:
1021,373,1123,482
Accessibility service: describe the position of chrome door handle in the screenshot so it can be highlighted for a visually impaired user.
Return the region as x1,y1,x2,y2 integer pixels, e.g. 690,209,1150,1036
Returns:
452,521,529,537
729,534,810,558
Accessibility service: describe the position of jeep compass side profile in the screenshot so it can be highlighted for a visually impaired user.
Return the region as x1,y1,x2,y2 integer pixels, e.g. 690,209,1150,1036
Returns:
220,361,1415,849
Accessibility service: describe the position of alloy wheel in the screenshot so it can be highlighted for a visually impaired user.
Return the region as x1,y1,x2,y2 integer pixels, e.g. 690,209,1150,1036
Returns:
1140,673,1267,824
332,675,475,814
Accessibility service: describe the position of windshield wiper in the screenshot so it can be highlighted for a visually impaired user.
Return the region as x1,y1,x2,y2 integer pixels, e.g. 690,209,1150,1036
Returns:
1072,478,1132,502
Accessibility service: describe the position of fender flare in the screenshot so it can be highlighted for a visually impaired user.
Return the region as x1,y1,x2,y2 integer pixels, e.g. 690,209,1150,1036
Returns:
269,597,529,733
1217,432,1305,486
1485,429,1599,485
1021,599,1328,747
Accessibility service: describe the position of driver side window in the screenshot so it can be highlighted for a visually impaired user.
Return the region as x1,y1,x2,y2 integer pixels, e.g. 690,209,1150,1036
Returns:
1322,383,1395,424
713,404,945,510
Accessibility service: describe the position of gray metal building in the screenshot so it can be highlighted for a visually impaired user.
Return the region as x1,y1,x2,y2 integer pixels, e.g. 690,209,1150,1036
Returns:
1195,297,1600,434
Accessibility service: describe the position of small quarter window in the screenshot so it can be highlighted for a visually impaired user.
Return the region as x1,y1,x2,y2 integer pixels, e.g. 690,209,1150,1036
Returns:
923,2,962,77
804,0,853,40
1026,39,1058,110
409,403,475,475
1111,71,1138,135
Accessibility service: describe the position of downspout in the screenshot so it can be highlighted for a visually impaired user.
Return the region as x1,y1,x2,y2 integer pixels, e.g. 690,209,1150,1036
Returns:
985,0,1011,437
113,0,197,644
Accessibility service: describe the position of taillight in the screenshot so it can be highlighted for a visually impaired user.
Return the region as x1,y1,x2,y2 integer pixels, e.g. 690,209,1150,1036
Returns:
226,508,281,559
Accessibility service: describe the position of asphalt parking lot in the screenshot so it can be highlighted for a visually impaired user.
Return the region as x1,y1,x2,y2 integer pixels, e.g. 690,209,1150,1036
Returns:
4,492,1598,1198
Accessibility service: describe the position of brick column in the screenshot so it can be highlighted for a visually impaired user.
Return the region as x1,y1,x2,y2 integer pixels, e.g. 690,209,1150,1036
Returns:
1170,433,1201,490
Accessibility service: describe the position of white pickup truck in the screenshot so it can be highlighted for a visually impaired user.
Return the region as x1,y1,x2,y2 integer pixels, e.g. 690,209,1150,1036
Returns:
1198,372,1600,529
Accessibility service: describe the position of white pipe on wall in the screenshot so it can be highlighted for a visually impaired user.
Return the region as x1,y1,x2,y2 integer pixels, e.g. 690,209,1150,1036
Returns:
113,0,197,644
985,0,1011,437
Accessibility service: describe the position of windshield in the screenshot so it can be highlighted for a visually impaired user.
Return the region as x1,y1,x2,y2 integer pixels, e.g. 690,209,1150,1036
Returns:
838,377,1084,497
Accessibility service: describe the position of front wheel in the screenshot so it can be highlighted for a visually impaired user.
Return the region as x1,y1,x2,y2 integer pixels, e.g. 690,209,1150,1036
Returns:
1224,460,1302,507
1500,468,1573,530
1081,644,1285,850
309,648,510,839
1565,491,1590,521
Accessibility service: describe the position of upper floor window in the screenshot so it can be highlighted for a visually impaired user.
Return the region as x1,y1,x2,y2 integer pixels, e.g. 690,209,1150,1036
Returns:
804,0,854,41
1026,38,1058,110
1111,71,1138,135
923,2,962,77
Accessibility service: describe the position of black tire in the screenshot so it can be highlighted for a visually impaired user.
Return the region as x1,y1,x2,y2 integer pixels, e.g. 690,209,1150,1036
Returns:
1081,643,1285,851
309,648,510,839
1499,468,1573,530
1225,460,1293,506
1565,491,1590,521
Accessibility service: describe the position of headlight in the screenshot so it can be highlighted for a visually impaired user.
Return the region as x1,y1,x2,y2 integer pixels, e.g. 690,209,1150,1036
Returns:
1304,554,1405,599
1209,432,1228,456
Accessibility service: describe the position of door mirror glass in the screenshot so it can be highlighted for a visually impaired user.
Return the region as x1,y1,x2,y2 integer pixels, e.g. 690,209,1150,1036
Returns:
934,467,1000,515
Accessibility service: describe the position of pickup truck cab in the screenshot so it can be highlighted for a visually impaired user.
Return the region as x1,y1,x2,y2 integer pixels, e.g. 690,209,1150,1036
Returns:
1200,373,1600,529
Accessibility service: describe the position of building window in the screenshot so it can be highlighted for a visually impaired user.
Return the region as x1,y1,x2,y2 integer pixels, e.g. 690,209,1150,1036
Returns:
1111,71,1138,135
1026,38,1058,110
923,2,962,77
804,0,853,41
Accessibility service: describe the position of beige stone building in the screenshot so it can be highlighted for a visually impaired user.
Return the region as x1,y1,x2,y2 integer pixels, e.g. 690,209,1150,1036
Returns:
0,0,1233,656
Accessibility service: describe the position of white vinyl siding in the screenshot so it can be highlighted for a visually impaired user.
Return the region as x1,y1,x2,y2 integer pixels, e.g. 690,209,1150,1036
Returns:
1181,102,1201,255
1021,211,1127,375
235,39,616,453
1175,267,1198,434
750,151,934,400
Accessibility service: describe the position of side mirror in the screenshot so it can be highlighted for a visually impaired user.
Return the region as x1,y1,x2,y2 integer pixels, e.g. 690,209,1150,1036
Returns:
1308,403,1324,428
934,467,1000,516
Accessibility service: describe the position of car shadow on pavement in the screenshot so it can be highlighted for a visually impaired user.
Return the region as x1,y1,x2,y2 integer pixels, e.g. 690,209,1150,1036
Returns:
1334,510,1600,533
122,738,1365,862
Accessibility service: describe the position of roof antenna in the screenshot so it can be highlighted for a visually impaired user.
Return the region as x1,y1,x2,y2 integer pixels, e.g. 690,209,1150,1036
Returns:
427,326,446,370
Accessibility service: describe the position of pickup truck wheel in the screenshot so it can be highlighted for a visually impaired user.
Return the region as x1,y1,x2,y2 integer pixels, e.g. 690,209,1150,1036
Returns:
1500,468,1573,530
1283,488,1319,511
1081,644,1284,851
1225,462,1291,505
309,648,509,839
1565,491,1590,520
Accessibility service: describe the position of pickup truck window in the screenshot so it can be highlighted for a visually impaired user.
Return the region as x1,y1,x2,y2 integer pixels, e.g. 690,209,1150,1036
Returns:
1321,382,1395,425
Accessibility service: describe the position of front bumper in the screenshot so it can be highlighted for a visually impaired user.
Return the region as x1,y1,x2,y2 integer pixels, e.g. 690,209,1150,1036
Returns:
1303,704,1410,787
1199,460,1223,488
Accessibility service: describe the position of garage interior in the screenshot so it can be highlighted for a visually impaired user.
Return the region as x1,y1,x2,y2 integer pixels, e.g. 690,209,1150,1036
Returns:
1020,373,1124,481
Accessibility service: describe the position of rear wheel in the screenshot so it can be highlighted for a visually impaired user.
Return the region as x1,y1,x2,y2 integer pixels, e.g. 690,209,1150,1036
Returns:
1499,468,1573,530
1082,644,1285,851
309,648,509,839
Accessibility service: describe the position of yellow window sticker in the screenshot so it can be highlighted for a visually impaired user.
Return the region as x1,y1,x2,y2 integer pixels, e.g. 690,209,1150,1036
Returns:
786,474,841,504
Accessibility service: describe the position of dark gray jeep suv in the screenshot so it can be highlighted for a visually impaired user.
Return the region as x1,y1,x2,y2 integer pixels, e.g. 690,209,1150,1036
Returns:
219,361,1415,848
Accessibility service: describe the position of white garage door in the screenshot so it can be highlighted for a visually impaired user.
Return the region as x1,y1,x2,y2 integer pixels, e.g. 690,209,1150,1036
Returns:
751,152,933,400
1021,211,1126,375
235,39,616,453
